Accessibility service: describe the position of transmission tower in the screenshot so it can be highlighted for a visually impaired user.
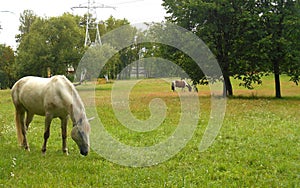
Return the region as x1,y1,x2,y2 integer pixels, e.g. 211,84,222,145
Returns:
71,0,116,47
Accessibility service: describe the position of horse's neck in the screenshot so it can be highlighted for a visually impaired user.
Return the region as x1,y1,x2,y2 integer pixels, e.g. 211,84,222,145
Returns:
70,88,86,125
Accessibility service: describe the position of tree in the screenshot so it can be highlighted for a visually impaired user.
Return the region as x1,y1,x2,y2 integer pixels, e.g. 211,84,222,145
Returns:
258,0,300,98
77,43,117,80
286,1,300,86
0,44,15,89
15,10,37,44
98,17,139,79
16,13,85,78
144,23,204,82
162,0,256,95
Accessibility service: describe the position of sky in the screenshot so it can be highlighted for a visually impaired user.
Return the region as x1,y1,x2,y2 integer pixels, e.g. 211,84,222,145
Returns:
0,0,167,49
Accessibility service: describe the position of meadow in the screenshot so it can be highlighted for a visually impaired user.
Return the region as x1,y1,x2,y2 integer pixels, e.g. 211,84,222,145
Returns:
0,76,299,187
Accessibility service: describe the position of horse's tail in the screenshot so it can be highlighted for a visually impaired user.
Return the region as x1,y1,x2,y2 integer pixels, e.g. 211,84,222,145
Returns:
11,83,24,145
15,108,24,145
171,81,175,92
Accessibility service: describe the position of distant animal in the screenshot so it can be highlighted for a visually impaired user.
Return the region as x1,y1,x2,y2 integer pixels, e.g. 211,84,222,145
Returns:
11,75,92,156
171,80,192,92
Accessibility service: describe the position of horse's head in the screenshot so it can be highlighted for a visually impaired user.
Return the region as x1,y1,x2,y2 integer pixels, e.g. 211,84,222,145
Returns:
187,84,192,92
71,117,92,156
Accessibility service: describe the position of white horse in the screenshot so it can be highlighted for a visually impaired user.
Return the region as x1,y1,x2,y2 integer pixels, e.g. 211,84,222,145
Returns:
11,75,91,156
171,80,192,92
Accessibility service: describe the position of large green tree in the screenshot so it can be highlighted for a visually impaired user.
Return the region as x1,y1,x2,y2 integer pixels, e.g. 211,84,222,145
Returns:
258,0,300,98
162,0,257,95
16,13,85,78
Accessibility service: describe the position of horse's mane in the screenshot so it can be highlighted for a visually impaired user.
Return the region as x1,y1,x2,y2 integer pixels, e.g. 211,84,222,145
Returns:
54,75,86,121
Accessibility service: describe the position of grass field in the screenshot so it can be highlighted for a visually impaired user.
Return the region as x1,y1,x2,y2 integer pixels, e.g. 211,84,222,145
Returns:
0,76,299,187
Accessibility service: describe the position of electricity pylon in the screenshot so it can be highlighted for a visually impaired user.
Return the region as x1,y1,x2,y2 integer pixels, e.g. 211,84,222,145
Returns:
71,0,116,47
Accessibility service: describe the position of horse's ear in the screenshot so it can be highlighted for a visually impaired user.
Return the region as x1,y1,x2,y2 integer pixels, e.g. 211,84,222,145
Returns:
88,117,95,122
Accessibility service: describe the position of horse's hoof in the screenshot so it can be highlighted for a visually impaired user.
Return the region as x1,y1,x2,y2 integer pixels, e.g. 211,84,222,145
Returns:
41,148,46,156
24,146,30,152
63,149,69,156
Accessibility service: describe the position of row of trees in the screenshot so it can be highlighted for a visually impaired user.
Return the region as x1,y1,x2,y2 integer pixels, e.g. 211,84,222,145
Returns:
0,10,133,88
0,10,190,86
0,1,299,97
162,0,300,97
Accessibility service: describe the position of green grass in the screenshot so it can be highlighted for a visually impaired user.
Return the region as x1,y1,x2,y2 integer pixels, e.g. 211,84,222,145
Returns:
0,76,299,187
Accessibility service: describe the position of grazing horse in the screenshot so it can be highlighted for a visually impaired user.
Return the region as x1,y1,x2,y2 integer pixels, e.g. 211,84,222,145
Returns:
171,80,192,92
11,75,91,156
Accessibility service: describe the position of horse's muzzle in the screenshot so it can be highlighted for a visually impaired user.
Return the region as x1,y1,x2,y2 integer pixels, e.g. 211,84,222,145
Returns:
80,149,88,156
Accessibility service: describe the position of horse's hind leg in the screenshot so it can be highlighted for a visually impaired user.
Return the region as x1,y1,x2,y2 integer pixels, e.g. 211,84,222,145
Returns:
25,112,34,131
60,116,69,155
42,113,52,154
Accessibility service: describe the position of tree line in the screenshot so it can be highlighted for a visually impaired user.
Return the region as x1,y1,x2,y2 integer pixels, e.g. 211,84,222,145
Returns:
162,0,300,98
0,0,299,98
0,10,132,88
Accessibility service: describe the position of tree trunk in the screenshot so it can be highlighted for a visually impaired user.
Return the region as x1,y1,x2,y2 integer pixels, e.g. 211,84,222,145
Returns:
273,11,284,98
273,60,282,98
224,74,233,96
222,60,233,97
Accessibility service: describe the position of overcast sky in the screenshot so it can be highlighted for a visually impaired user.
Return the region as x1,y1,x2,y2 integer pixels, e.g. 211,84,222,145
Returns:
0,0,166,49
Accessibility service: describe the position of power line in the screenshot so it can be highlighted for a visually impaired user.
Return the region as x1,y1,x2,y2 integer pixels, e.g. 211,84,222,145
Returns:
0,10,15,14
0,11,15,31
110,0,144,6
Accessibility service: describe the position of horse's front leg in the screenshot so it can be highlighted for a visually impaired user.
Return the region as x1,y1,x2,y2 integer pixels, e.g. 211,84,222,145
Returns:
42,113,52,155
60,116,69,155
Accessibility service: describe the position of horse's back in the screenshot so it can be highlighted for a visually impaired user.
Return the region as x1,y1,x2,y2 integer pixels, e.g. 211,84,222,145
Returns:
11,75,73,116
175,80,185,87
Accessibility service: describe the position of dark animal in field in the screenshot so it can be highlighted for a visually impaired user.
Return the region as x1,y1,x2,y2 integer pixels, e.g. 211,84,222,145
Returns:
171,80,192,92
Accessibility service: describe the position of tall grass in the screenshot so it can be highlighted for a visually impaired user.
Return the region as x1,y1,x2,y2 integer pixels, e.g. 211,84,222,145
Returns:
0,76,299,187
